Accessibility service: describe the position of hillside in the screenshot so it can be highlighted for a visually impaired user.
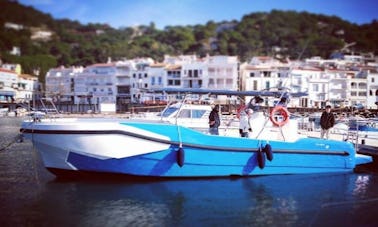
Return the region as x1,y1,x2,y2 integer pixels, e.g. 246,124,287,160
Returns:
0,0,377,83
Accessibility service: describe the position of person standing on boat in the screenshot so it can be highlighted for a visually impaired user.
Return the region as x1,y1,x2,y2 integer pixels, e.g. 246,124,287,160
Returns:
276,97,288,107
209,105,220,135
239,108,253,137
247,96,264,111
320,105,335,139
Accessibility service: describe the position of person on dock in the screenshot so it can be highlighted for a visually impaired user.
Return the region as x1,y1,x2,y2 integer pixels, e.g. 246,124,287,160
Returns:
320,105,335,139
239,108,253,137
209,105,220,135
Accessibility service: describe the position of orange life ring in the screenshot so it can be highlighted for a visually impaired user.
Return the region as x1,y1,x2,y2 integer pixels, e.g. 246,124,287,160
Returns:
236,104,246,119
269,106,290,127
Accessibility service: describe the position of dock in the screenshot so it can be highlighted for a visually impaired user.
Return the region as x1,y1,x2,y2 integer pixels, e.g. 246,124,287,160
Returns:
357,144,378,161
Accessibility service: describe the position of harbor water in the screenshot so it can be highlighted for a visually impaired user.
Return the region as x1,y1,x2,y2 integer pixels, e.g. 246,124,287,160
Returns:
1,117,378,226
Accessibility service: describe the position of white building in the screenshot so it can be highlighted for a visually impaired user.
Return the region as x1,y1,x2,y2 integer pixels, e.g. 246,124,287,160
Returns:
74,63,117,105
46,66,83,103
41,54,378,111
114,62,133,111
181,60,207,89
130,60,163,104
129,55,239,104
350,70,368,107
0,68,18,102
366,68,378,109
240,59,297,106
15,74,39,102
74,62,132,107
205,55,239,90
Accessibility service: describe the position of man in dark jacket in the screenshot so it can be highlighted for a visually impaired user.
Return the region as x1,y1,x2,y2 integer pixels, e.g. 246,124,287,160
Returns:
209,105,220,135
320,105,335,139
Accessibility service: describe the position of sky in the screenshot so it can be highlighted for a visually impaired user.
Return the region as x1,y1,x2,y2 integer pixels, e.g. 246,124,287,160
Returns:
18,0,378,29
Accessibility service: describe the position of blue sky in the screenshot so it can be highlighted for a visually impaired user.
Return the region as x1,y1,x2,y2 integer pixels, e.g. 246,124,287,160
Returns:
19,0,378,29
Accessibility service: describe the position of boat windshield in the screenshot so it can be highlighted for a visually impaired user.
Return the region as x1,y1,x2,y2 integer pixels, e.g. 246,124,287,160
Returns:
158,107,207,119
178,109,207,118
159,107,179,117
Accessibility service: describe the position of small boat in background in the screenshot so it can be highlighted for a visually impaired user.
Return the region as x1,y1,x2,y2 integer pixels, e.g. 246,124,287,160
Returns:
333,117,378,141
348,118,378,132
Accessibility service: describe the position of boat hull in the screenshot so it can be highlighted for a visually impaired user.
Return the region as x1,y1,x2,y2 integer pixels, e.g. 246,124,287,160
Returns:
21,118,370,178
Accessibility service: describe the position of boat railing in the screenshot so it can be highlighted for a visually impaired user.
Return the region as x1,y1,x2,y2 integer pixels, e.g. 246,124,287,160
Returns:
25,98,62,122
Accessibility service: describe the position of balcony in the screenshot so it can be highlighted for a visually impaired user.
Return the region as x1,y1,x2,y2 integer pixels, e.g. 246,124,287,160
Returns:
330,85,347,90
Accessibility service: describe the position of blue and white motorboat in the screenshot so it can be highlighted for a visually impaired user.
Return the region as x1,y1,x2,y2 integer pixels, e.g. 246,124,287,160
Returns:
20,114,372,178
333,117,378,141
348,118,378,132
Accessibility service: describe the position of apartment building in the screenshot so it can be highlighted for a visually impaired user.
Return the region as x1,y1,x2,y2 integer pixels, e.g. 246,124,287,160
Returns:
129,55,239,104
0,68,18,102
205,55,238,90
366,68,378,108
73,63,131,106
130,60,162,104
16,74,39,102
45,66,83,102
0,67,40,104
40,54,378,110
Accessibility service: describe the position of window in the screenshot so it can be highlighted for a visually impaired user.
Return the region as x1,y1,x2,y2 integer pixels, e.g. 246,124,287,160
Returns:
359,91,366,96
253,80,258,90
178,109,190,118
168,70,181,78
192,110,206,118
265,81,270,90
194,70,198,78
358,82,367,89
263,71,271,77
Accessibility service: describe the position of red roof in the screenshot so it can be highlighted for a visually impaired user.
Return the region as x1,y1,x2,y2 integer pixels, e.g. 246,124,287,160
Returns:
0,68,18,74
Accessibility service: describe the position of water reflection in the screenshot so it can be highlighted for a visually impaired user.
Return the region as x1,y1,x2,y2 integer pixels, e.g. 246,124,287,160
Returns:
2,117,378,226
17,173,377,226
